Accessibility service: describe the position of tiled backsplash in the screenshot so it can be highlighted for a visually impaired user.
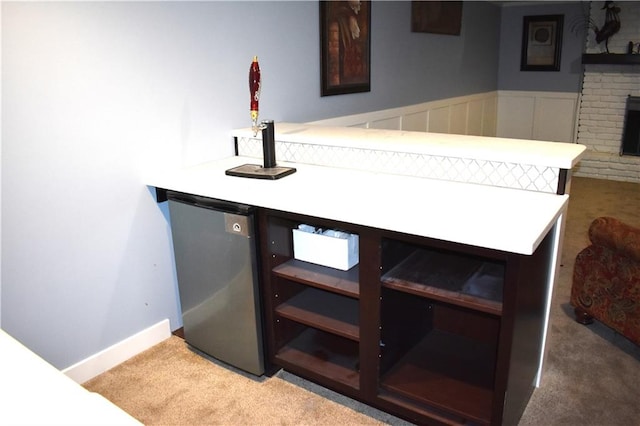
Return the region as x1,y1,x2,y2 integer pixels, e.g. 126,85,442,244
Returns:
236,136,560,194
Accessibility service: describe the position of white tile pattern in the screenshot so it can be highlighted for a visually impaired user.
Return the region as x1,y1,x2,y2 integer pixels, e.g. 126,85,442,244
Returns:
236,137,560,194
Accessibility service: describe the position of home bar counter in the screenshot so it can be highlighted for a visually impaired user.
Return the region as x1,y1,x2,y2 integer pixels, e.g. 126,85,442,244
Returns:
147,124,585,425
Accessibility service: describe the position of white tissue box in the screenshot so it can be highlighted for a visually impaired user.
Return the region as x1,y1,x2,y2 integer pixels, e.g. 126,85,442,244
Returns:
292,228,359,271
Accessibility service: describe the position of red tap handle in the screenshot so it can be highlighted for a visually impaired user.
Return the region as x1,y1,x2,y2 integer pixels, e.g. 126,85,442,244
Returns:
249,56,261,123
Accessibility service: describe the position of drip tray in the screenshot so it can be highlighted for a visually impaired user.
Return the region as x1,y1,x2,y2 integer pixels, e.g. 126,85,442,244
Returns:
225,164,297,180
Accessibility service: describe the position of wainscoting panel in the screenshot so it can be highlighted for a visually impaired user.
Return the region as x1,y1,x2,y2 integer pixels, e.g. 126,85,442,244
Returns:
449,102,468,135
427,106,450,133
497,91,579,143
533,96,578,142
371,116,401,130
497,94,535,140
482,96,498,137
403,111,428,132
309,91,576,144
309,91,499,137
468,99,484,136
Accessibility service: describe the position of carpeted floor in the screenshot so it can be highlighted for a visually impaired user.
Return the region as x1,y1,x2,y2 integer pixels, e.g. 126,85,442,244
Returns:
83,176,640,425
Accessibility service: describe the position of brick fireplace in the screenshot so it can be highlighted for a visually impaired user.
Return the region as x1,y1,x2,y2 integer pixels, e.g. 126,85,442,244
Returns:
574,1,640,183
622,96,640,156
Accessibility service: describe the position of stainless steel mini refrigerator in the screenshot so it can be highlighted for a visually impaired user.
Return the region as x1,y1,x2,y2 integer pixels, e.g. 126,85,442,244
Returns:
167,191,264,376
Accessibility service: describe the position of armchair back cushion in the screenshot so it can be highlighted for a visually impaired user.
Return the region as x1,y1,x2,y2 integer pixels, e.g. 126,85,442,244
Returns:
588,217,640,263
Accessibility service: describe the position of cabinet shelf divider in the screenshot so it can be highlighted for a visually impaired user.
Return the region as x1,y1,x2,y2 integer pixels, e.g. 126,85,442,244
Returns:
273,259,359,298
381,249,503,316
275,287,359,341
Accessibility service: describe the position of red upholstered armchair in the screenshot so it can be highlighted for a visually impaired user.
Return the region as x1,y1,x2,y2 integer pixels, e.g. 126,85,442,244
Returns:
571,217,640,346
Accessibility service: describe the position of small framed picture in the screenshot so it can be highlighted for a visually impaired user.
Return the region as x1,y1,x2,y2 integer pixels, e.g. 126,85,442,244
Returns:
411,1,462,35
520,15,563,71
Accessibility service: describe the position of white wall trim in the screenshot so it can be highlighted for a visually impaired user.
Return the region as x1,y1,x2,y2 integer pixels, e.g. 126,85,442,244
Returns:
62,319,171,384
308,91,498,137
308,90,581,145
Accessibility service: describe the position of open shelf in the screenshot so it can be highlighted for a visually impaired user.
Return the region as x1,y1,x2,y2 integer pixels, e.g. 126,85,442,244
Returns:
275,328,360,390
273,259,359,298
380,329,495,424
382,248,503,316
275,287,359,341
260,208,556,425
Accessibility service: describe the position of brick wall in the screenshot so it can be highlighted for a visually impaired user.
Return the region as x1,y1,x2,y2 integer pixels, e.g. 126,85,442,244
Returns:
574,1,640,183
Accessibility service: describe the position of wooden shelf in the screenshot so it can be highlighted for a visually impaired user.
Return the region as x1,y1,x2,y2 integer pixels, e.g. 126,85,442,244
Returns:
381,249,503,316
275,328,360,390
275,287,359,341
273,259,359,298
582,53,640,65
380,330,495,424
260,208,556,424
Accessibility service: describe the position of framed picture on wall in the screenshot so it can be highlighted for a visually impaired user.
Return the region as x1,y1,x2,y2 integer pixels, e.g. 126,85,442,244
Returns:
410,1,462,35
320,0,371,96
520,14,563,71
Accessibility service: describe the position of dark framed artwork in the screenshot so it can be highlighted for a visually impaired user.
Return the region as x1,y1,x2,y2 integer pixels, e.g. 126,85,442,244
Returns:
411,1,462,35
520,15,563,71
320,0,371,97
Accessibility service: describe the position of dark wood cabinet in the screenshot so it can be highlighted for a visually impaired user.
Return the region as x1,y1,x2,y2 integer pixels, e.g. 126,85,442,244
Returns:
258,208,555,425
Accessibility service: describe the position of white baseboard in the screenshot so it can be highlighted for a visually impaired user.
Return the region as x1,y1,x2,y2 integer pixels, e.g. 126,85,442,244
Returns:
62,319,171,384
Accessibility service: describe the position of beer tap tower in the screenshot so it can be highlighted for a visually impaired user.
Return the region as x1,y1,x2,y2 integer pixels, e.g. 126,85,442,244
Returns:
226,57,296,180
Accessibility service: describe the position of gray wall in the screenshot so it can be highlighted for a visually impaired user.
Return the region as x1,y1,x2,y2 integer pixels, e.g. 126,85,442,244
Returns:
365,0,500,110
1,1,500,369
498,2,586,92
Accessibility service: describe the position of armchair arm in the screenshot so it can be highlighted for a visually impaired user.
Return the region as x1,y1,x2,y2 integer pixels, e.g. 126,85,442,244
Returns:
589,216,640,263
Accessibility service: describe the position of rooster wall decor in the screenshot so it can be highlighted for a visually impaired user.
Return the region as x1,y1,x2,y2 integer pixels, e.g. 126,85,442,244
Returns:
594,1,620,53
570,1,621,53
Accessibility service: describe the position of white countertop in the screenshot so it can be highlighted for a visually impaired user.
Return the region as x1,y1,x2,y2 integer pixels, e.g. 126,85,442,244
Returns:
146,156,568,255
233,123,586,169
0,329,140,425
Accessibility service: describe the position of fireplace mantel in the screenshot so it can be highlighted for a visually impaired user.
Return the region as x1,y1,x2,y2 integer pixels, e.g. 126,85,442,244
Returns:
582,54,640,65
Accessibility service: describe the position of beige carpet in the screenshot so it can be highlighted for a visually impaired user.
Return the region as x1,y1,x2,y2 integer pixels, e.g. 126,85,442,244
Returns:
84,176,640,425
84,335,404,425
